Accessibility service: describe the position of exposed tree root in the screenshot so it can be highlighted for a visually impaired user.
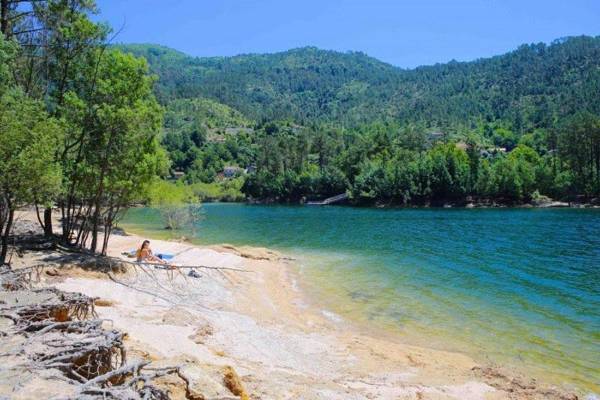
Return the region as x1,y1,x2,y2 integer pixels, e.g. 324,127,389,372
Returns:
0,287,97,327
1,263,63,290
0,270,189,399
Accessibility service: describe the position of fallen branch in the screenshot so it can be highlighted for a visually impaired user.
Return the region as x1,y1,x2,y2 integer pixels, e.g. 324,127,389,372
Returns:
168,264,250,272
107,272,174,304
119,257,251,273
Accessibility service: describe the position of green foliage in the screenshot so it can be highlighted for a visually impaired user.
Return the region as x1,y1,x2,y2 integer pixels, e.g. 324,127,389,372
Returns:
147,180,202,230
147,179,195,207
237,118,599,205
0,90,63,206
556,112,600,195
518,129,549,154
0,34,15,94
119,36,600,131
490,127,517,150
242,164,348,202
190,178,245,202
55,46,169,252
0,89,64,262
117,37,600,206
490,153,536,202
347,144,471,205
426,144,471,201
165,98,251,132
160,98,255,182
11,0,108,103
63,47,167,207
117,44,400,124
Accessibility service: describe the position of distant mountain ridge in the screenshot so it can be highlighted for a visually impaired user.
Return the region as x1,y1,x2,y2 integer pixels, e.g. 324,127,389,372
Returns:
117,36,600,131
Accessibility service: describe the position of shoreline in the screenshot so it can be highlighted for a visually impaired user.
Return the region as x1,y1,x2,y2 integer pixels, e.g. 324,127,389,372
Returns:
268,246,597,398
163,197,600,209
117,222,585,398
122,206,599,397
242,197,600,209
2,211,585,399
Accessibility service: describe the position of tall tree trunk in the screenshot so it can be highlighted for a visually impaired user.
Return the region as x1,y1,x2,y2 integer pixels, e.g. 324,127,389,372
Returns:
0,208,14,265
89,126,117,253
43,207,53,236
101,221,110,256
89,179,106,253
0,0,9,38
89,204,100,252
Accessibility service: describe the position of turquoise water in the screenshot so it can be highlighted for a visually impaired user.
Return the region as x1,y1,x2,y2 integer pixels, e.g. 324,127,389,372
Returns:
122,204,600,393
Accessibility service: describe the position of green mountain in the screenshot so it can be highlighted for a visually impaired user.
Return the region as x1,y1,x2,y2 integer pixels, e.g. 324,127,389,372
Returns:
119,36,600,132
116,39,600,205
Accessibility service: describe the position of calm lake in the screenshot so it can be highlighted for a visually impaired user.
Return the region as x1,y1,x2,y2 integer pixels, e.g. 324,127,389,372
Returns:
121,204,600,394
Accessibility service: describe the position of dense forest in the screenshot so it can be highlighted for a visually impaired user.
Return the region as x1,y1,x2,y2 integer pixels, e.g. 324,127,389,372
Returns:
118,38,600,131
117,38,600,206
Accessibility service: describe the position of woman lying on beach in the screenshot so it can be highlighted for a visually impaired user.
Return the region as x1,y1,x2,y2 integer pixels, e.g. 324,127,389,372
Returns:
136,240,170,265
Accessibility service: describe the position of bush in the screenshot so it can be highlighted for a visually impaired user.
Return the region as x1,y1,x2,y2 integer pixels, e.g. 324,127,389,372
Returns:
191,177,245,202
146,180,202,230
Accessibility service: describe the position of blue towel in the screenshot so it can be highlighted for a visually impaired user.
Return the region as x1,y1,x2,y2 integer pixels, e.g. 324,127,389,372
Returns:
157,253,174,261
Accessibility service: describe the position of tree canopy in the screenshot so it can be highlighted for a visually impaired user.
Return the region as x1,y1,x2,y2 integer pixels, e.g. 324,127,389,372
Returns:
0,0,168,261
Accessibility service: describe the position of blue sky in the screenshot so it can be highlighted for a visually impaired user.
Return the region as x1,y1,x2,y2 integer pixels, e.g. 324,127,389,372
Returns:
95,0,600,68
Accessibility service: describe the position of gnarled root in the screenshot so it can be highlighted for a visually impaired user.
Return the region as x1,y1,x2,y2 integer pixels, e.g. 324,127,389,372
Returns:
0,273,186,399
0,287,97,328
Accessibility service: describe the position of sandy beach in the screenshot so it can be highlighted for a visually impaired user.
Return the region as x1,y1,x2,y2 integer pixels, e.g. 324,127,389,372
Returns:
0,211,580,400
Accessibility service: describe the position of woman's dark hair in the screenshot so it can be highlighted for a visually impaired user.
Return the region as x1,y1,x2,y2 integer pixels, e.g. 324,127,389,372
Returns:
141,240,150,249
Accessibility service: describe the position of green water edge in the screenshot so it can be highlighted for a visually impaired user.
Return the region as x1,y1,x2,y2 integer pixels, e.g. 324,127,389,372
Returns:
119,204,600,396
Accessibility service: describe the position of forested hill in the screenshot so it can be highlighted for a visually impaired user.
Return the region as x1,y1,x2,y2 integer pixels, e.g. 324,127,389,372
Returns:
115,44,400,125
118,36,600,131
